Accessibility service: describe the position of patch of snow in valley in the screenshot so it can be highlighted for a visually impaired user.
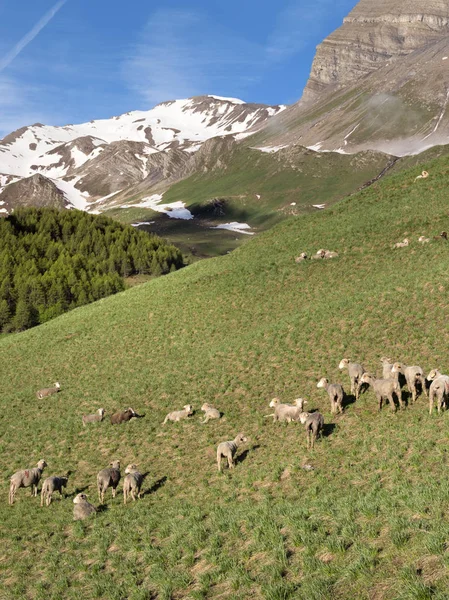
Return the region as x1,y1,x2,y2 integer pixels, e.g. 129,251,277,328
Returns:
131,221,155,227
71,147,89,168
51,177,91,211
211,222,254,235
307,142,324,152
122,194,194,220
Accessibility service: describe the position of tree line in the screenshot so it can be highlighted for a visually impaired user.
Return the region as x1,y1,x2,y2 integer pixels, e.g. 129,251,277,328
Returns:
0,208,185,332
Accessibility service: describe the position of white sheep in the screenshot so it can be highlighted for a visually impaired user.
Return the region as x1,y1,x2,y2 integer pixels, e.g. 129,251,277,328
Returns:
217,433,247,471
163,404,193,424
36,382,61,399
264,397,307,422
97,460,121,504
200,403,221,423
82,408,106,426
394,239,409,248
317,378,344,414
123,464,145,504
73,493,97,520
9,460,48,505
339,358,365,400
427,369,449,414
40,476,68,506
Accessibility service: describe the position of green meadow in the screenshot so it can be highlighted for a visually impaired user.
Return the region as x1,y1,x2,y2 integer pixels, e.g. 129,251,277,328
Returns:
2,152,449,599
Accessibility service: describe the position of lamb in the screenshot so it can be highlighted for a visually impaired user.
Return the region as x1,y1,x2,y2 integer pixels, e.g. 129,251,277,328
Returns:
338,358,365,400
73,493,97,520
323,250,338,259
97,460,121,503
391,362,426,403
9,460,47,505
217,433,247,471
82,408,106,426
426,369,449,414
264,397,307,422
414,170,429,181
360,373,403,411
380,357,394,380
40,476,68,506
110,407,141,425
36,382,61,399
163,404,193,424
418,236,430,243
200,403,221,423
316,378,345,414
123,464,145,504
295,252,308,263
298,412,324,449
311,249,326,259
394,239,409,248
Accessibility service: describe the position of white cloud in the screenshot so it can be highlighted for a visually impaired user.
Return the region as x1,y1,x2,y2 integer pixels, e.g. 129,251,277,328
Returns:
0,0,68,73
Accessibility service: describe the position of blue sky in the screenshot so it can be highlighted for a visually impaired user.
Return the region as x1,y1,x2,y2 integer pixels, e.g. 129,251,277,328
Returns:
0,0,357,135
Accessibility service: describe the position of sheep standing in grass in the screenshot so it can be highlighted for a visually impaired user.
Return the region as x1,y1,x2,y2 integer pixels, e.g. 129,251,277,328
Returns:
82,408,105,426
163,404,193,424
360,373,403,411
339,358,365,400
73,493,97,520
392,362,426,404
217,433,247,471
97,460,121,503
298,412,324,449
36,382,60,399
426,369,449,414
264,398,307,422
9,460,48,505
380,357,394,380
200,403,221,423
123,464,145,504
317,378,345,414
40,476,68,506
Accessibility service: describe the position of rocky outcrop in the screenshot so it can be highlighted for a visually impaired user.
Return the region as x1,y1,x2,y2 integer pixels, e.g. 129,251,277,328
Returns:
0,174,68,212
304,0,449,101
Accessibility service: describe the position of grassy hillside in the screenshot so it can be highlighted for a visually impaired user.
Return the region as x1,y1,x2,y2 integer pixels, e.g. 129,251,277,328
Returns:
107,145,392,258
2,152,449,599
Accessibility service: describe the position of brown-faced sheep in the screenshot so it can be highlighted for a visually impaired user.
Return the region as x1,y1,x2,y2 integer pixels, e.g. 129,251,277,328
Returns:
110,407,140,425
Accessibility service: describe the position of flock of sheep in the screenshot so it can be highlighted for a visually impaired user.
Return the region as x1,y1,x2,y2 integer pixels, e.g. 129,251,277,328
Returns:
8,355,449,518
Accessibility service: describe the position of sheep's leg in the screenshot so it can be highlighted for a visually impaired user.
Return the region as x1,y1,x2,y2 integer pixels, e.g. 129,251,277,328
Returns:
40,491,45,507
228,454,234,469
131,489,136,501
217,452,222,472
8,485,15,505
123,490,127,505
112,487,117,498
397,389,405,410
387,394,396,412
377,394,383,411
33,484,38,497
47,494,52,507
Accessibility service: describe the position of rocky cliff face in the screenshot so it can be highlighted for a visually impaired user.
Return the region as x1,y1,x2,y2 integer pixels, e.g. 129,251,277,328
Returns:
304,0,449,101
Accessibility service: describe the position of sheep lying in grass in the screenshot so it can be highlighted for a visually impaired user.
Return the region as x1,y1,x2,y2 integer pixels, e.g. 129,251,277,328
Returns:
9,460,47,505
36,382,60,399
40,476,68,506
82,408,105,426
163,404,193,424
394,239,409,248
298,412,324,449
339,358,365,400
392,362,426,404
317,378,344,414
311,249,338,260
217,433,247,471
110,407,141,425
426,369,449,414
295,252,308,263
73,493,97,520
418,236,430,243
97,460,121,503
360,373,403,411
123,464,145,504
264,398,307,422
200,403,221,423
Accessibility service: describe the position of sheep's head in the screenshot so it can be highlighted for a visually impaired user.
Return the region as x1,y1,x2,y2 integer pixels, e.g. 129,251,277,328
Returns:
380,357,391,365
184,404,193,414
110,460,121,470
37,460,47,470
235,433,247,444
54,382,61,389
427,369,441,381
269,397,280,408
73,493,87,504
360,373,373,385
441,231,448,240
391,362,403,373
201,403,210,411
293,398,307,409
298,412,310,424
317,378,328,389
339,359,349,370
98,408,105,416
125,464,138,474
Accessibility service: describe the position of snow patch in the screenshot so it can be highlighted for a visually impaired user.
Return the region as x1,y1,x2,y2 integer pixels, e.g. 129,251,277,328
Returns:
131,221,155,227
122,194,193,220
208,95,245,104
253,144,288,153
307,142,324,152
211,222,254,235
51,178,90,211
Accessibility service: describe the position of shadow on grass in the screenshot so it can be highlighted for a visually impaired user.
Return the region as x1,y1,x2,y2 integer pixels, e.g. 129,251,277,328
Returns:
142,475,167,497
235,444,261,466
70,486,90,497
322,423,336,438
342,394,356,409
